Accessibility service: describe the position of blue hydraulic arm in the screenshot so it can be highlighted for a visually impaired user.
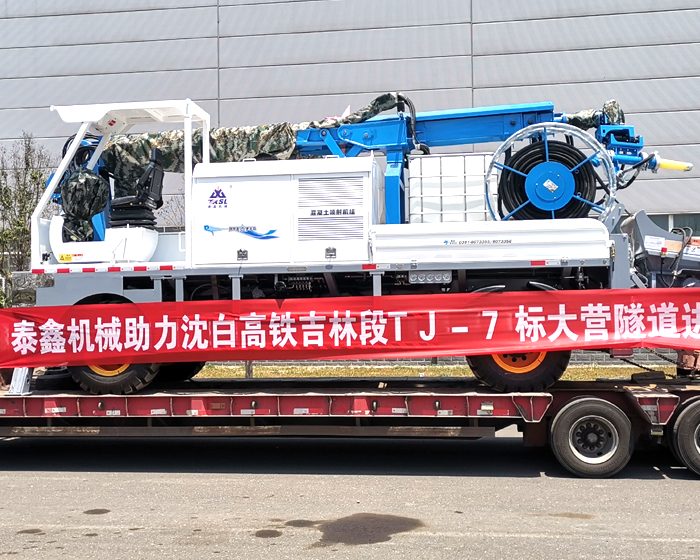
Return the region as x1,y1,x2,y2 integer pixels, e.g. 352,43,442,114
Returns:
294,102,556,154
294,102,556,223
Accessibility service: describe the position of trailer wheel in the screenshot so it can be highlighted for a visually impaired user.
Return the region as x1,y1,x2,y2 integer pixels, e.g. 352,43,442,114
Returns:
467,350,570,391
69,362,160,395
550,398,633,478
153,362,206,383
672,400,700,476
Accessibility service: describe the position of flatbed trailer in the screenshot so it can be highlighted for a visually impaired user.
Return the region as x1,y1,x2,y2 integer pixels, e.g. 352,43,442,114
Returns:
3,95,700,480
2,372,700,479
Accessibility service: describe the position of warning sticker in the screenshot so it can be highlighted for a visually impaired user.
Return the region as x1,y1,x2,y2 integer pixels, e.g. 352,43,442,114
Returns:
58,254,84,263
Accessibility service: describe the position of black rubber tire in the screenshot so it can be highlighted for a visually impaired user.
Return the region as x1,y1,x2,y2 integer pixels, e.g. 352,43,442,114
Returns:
672,400,700,476
69,363,160,395
667,423,684,466
550,397,633,478
664,398,699,466
153,362,206,383
35,367,80,391
467,350,570,392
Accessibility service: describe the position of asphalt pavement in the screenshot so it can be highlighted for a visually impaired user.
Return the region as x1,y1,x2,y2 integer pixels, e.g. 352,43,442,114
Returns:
0,432,698,559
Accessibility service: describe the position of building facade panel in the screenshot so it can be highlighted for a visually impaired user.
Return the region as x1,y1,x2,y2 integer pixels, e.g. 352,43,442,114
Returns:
0,6,217,48
220,0,307,6
0,69,218,112
474,43,700,88
618,179,700,214
0,1,214,18
219,56,472,100
473,0,697,23
622,110,700,147
220,23,471,68
0,38,217,80
473,9,700,55
219,0,471,37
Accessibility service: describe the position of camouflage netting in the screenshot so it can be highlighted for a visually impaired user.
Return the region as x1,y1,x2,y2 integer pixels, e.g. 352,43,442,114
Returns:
59,168,109,241
10,271,54,307
566,99,625,131
101,93,400,197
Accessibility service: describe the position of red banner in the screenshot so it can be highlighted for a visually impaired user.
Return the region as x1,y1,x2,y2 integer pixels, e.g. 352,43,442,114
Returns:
1,289,699,368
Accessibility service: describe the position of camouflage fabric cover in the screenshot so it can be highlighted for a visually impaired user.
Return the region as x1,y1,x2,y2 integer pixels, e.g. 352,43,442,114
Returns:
60,168,109,242
9,270,54,307
101,93,400,197
567,99,625,130
566,109,599,131
294,92,399,131
602,99,625,125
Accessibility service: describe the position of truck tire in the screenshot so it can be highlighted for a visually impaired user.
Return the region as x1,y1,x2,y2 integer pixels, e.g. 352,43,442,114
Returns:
549,397,633,478
664,397,698,465
69,363,160,395
671,400,700,476
467,350,570,392
153,362,206,383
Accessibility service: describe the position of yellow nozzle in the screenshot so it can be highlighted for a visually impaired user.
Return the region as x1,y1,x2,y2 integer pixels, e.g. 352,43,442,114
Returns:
657,158,693,171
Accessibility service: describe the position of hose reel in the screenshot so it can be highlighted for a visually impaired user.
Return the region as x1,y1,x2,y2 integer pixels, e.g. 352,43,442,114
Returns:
485,123,617,221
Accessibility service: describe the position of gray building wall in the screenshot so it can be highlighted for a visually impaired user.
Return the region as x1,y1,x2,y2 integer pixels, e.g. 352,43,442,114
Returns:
0,0,697,218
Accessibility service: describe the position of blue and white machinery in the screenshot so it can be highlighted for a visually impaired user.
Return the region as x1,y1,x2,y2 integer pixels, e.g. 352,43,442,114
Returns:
25,95,696,395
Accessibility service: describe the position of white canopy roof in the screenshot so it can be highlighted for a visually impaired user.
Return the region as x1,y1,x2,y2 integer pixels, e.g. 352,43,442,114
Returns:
51,99,210,134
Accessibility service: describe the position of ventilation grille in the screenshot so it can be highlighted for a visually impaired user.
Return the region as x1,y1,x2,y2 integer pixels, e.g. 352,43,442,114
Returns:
298,176,364,206
297,216,364,241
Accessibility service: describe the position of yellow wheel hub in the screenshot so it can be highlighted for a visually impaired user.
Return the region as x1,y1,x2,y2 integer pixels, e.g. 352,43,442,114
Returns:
88,363,130,377
492,352,547,374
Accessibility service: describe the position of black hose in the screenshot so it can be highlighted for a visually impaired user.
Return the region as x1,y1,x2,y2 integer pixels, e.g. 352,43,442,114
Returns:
397,93,430,154
667,226,694,287
62,133,102,160
498,140,597,220
593,170,610,194
616,152,655,190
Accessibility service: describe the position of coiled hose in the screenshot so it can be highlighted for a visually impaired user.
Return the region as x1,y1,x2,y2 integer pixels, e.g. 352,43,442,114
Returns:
498,140,597,220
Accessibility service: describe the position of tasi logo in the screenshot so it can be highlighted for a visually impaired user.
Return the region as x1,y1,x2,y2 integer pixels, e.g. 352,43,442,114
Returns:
208,186,227,208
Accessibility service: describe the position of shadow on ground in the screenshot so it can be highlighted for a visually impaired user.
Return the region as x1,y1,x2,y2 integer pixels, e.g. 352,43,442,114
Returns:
0,435,694,481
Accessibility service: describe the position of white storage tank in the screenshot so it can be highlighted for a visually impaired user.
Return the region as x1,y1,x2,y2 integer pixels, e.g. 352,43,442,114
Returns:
408,153,496,223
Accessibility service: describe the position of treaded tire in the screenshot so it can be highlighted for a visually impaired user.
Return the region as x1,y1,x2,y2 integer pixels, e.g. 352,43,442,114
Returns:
153,362,206,383
550,397,633,478
664,398,699,466
69,363,160,395
672,400,700,476
467,350,570,392
667,424,684,466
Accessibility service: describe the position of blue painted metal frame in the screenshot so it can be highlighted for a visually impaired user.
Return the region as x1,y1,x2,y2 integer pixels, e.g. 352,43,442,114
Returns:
296,100,657,224
294,102,557,223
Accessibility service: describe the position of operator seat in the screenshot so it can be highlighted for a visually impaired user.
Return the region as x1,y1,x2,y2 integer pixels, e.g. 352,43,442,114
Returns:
109,148,164,229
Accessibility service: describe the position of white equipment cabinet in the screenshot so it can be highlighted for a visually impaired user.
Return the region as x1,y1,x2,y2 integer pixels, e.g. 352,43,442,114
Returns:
190,156,384,267
372,218,612,265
